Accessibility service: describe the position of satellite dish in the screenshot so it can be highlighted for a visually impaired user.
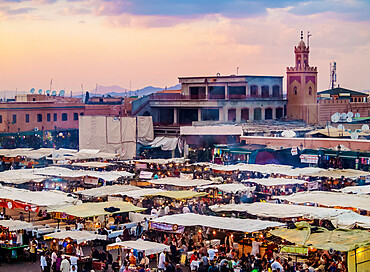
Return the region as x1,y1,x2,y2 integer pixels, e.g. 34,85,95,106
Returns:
351,132,359,140
59,90,65,96
51,91,57,96
30,88,35,94
346,117,353,123
341,113,347,119
331,114,340,123
46,90,51,95
362,125,369,130
347,112,354,118
355,113,361,118
338,124,344,130
38,89,43,94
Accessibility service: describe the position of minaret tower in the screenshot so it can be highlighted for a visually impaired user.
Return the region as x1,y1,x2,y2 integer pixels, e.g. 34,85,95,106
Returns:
286,31,318,124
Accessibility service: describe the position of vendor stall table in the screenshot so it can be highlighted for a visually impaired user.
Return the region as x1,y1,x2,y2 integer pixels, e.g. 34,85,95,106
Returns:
0,244,29,263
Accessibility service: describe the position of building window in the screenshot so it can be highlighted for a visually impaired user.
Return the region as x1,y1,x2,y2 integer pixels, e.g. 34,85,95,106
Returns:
0,115,2,123
25,114,30,123
62,113,68,121
272,86,280,98
12,114,16,124
309,87,312,96
265,108,273,119
73,113,78,121
37,114,42,122
294,87,297,95
261,86,269,98
53,113,57,121
47,113,51,122
254,108,262,120
250,85,258,97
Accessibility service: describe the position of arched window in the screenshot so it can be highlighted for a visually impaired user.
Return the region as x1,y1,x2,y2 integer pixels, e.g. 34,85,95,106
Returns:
294,87,297,95
272,86,280,98
250,85,258,97
261,86,269,98
309,87,312,96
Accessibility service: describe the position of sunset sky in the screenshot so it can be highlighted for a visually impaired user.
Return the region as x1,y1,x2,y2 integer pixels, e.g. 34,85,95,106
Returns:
0,0,369,94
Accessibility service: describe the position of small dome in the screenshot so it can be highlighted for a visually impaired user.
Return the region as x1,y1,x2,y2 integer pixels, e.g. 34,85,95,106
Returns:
298,40,306,48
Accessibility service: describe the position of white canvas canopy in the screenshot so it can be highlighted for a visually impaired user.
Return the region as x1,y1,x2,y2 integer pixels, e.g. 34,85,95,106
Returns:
35,167,134,180
198,184,255,194
313,168,370,179
0,220,33,231
336,185,370,195
0,185,80,209
152,213,284,233
242,178,306,187
123,188,165,199
209,202,370,229
71,162,114,168
148,177,215,187
276,191,370,211
107,240,170,254
139,137,180,151
76,185,140,198
0,148,54,159
44,230,106,244
131,158,187,165
0,169,45,184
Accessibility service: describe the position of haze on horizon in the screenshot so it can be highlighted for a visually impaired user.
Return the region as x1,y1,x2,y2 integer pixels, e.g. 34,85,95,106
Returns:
0,0,369,94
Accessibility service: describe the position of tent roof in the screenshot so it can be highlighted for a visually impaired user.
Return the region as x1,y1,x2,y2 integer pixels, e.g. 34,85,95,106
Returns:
44,230,106,244
0,169,45,184
0,185,80,209
148,177,214,187
0,220,33,231
149,190,208,200
123,188,166,199
209,202,370,229
276,191,370,211
242,178,307,187
76,185,140,198
198,184,255,193
337,185,370,195
107,240,170,254
131,158,187,165
313,168,370,179
270,222,370,252
152,213,284,233
0,148,54,159
71,162,114,168
52,201,146,218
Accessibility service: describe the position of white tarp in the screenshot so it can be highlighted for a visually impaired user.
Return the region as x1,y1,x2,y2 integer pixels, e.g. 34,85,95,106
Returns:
137,116,154,142
71,162,114,168
209,202,370,229
139,136,180,151
44,230,106,244
198,184,255,194
276,191,370,211
180,125,243,136
107,240,170,254
152,213,284,233
0,185,80,209
124,188,165,199
337,185,370,195
0,220,33,231
148,177,214,187
79,116,144,159
131,158,187,165
34,167,134,180
0,169,45,184
0,148,54,159
242,178,306,187
76,185,140,198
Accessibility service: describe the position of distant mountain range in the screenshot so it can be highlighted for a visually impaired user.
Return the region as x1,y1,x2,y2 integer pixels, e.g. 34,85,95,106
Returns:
78,84,181,98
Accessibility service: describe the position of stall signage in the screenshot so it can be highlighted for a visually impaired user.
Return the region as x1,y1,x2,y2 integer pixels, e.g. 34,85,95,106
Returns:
291,147,298,156
280,246,308,255
308,181,319,191
139,171,153,179
149,221,184,233
84,176,99,185
300,154,318,164
0,200,39,212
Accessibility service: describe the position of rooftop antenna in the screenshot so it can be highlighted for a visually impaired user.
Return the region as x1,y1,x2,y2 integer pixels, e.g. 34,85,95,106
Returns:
50,79,53,94
237,67,239,75
330,61,337,89
307,31,312,47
